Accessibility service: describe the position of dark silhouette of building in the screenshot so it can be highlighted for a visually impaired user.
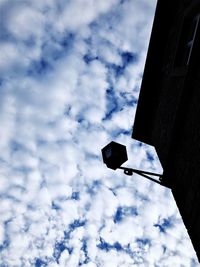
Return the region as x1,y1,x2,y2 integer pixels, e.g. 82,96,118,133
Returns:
132,0,200,262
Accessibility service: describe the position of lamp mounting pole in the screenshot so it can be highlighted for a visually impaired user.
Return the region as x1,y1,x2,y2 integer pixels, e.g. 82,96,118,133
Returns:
118,166,163,185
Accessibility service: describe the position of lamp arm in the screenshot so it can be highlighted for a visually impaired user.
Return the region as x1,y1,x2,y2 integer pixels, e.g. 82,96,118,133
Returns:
118,166,163,185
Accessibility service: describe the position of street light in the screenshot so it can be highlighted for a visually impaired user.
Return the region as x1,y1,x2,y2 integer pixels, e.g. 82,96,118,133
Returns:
101,141,167,187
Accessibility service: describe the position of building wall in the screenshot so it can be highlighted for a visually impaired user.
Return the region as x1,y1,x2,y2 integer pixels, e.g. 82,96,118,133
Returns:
150,2,199,161
149,0,200,261
169,71,200,260
132,0,200,260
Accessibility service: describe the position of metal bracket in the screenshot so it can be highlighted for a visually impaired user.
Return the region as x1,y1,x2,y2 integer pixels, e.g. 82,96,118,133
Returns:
119,166,164,186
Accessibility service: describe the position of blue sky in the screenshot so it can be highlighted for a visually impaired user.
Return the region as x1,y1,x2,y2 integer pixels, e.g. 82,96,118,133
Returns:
0,0,199,266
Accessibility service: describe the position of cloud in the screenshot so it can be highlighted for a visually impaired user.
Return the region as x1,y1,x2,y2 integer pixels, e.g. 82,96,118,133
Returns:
0,0,199,266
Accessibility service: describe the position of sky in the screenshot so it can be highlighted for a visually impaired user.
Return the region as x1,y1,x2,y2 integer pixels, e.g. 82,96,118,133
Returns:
0,0,199,266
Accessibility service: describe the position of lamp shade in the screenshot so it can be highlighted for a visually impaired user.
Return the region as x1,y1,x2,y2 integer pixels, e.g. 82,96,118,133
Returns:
101,141,128,170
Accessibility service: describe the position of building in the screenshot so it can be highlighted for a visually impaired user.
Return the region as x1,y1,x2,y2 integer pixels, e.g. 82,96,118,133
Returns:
132,0,200,262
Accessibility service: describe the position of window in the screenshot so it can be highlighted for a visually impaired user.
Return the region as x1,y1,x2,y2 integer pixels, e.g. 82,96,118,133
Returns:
174,14,200,67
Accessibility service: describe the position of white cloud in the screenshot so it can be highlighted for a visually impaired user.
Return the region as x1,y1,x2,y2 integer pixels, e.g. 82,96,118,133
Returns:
54,0,119,33
6,5,44,40
0,0,199,266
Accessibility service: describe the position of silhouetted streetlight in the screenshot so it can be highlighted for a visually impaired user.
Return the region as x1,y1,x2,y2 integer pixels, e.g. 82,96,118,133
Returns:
101,141,167,187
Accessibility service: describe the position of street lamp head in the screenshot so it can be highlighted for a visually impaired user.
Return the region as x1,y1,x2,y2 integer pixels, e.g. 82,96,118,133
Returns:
101,141,128,170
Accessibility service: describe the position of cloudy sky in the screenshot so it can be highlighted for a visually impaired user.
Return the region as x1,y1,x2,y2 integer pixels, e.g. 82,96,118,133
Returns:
0,0,199,266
